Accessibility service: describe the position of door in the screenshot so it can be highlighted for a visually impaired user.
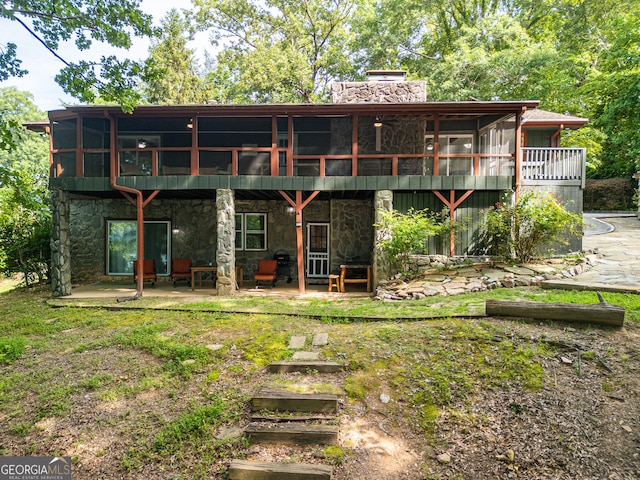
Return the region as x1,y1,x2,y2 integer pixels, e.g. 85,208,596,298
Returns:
306,223,329,278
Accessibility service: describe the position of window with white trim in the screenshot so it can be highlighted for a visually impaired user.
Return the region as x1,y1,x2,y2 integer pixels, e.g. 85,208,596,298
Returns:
235,213,267,251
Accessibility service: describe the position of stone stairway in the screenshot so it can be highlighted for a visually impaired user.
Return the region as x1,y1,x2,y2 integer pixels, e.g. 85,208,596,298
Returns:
228,334,343,480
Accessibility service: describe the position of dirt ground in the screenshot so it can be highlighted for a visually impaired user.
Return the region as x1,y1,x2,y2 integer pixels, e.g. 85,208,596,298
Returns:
3,313,639,479
329,319,640,480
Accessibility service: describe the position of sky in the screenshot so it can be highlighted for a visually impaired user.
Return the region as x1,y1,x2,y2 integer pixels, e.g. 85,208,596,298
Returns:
0,0,205,112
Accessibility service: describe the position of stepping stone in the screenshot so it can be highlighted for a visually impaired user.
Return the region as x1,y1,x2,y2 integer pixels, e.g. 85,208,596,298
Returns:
288,336,306,349
245,423,339,445
252,388,338,413
267,361,343,374
292,351,320,361
228,460,332,480
312,333,329,346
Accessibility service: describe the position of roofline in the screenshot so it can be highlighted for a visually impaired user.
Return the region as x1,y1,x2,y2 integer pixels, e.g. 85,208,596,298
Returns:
48,101,541,119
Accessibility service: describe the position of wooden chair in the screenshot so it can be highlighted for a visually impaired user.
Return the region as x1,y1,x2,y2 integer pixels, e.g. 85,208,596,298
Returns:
133,259,157,287
171,258,192,287
254,259,278,289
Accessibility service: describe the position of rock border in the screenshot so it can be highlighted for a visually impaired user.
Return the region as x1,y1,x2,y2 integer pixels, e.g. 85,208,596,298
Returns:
375,254,599,301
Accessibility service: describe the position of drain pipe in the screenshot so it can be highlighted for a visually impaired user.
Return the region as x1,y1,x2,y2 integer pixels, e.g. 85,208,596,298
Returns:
107,113,145,298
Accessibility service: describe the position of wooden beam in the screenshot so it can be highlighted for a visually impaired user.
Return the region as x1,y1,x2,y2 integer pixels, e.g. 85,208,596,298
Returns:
485,295,624,327
432,189,475,256
278,190,320,294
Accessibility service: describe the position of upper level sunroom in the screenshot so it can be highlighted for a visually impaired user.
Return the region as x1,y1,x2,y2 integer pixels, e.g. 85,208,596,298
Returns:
48,101,557,182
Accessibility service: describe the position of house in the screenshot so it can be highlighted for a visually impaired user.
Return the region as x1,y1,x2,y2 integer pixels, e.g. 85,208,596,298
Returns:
41,71,588,296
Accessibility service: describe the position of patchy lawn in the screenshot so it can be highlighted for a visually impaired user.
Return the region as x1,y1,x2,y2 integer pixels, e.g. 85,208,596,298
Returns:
1,286,638,479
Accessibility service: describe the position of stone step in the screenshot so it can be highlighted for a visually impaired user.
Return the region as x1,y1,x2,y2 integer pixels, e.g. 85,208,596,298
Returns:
252,389,339,414
228,460,332,480
245,423,339,445
267,361,343,374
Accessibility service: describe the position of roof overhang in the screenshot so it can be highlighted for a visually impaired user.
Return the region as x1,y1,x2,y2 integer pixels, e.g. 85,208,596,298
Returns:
522,108,588,129
48,100,541,121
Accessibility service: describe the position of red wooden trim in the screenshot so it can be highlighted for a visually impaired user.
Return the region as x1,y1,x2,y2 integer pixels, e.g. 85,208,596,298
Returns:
514,107,524,199
433,114,440,176
232,149,238,175
287,116,294,176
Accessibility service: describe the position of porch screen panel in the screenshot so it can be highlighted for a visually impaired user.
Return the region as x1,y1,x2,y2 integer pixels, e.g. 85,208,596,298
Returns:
107,221,170,275
293,117,351,155
198,117,272,147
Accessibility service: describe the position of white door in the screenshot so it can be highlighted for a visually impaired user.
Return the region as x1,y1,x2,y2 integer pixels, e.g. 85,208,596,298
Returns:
306,223,329,278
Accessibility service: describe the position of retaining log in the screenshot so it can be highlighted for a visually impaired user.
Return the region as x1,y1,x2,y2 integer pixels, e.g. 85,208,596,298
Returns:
485,293,625,327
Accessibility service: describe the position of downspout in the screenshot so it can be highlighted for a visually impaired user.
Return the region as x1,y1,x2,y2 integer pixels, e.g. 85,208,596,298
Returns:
107,113,145,297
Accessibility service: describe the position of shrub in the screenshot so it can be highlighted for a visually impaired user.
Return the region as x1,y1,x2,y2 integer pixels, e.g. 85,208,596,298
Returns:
375,208,446,271
484,190,582,263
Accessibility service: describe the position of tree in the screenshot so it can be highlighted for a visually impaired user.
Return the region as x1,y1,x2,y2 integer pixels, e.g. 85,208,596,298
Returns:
143,9,213,104
193,0,359,103
1,1,156,111
0,88,50,285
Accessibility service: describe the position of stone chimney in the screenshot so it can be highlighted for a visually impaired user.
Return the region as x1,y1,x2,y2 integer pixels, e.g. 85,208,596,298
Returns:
331,70,426,104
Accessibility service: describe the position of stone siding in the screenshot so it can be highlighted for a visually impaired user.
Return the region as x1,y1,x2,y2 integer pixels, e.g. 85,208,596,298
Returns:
50,190,71,297
329,199,374,271
69,197,218,284
331,81,427,104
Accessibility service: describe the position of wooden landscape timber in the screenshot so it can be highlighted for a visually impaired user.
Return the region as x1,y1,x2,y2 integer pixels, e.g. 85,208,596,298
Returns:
485,292,625,327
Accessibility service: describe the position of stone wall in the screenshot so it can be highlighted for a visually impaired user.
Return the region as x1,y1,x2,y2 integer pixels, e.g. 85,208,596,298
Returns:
69,197,218,284
330,199,374,271
331,81,427,104
68,196,375,286
216,189,236,294
50,190,71,297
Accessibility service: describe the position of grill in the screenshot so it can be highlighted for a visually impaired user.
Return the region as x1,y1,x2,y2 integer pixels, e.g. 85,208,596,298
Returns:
273,252,294,283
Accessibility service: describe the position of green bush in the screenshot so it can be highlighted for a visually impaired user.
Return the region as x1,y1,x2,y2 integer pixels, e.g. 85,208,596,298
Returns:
484,190,582,263
375,207,447,271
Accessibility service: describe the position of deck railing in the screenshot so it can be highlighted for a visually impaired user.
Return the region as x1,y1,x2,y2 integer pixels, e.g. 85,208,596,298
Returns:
53,147,585,184
521,148,586,186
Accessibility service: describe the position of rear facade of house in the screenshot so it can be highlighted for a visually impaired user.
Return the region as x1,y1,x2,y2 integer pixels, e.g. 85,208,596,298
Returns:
45,71,587,296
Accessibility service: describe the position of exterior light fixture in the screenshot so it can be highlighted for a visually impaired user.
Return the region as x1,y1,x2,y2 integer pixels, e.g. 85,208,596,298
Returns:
186,118,193,129
373,117,383,128
426,143,434,151
137,140,147,149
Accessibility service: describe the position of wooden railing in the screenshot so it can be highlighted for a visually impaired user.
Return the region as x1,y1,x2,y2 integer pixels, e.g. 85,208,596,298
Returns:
521,148,586,186
53,147,584,184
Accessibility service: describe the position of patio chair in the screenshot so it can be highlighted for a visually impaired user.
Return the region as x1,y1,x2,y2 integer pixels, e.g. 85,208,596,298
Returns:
171,258,192,287
133,259,157,288
254,259,277,289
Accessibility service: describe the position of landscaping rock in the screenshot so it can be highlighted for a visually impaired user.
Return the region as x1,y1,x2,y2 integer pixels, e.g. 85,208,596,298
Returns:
375,255,597,302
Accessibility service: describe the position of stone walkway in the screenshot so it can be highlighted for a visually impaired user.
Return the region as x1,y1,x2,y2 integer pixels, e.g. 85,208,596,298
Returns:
546,213,640,293
376,213,640,300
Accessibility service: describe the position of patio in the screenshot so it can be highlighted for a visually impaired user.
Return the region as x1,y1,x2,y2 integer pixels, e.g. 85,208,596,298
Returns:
62,279,372,300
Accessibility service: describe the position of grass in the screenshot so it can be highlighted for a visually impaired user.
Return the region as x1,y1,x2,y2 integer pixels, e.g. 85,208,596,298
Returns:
1,284,638,477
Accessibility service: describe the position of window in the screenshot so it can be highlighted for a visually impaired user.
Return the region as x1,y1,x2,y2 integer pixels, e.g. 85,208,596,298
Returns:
235,213,267,251
426,134,474,175
107,221,170,275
